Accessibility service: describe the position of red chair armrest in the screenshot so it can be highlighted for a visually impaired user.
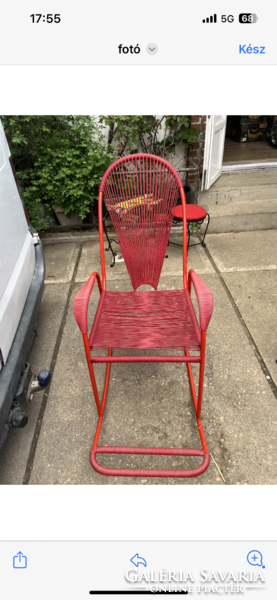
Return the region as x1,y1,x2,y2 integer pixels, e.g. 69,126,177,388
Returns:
188,270,213,331
73,272,102,334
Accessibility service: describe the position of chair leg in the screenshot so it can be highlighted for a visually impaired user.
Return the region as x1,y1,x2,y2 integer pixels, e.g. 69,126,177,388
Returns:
201,213,210,247
187,224,191,250
169,213,210,251
185,330,208,454
103,212,119,267
196,331,206,420
88,349,210,478
83,334,112,420
85,321,209,477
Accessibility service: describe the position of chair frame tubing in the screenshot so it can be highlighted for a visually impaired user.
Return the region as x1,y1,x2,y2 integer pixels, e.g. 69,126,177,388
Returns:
79,186,210,478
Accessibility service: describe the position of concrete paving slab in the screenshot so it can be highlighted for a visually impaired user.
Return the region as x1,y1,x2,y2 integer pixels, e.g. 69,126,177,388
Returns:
209,171,277,191
0,284,70,484
190,274,277,485
29,271,277,485
206,230,277,272
41,230,99,245
75,238,215,284
222,270,277,387
75,240,107,283
199,171,277,205
207,199,277,218
203,199,277,234
165,238,215,276
44,243,79,284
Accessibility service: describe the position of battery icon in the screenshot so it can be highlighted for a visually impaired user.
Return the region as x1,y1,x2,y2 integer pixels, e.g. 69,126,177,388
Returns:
239,13,258,23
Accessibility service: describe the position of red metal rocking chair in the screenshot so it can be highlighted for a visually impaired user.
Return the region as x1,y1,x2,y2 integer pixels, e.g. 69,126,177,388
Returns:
73,154,213,478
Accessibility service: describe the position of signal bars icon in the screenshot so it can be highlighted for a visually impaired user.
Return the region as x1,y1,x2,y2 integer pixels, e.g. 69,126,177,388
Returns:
202,14,217,23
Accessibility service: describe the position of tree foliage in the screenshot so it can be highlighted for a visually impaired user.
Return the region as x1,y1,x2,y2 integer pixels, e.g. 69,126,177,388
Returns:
100,115,200,158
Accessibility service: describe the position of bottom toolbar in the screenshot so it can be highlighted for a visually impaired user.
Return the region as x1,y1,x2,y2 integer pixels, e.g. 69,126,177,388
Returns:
1,541,274,599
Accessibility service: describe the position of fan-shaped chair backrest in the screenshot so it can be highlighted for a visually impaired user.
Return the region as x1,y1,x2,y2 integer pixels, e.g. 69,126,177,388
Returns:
99,154,187,290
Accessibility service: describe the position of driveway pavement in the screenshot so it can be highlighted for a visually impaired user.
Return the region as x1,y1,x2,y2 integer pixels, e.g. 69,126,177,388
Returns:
0,229,276,485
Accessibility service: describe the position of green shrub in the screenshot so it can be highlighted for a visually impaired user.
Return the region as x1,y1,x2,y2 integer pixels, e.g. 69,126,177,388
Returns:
1,116,113,230
1,115,200,232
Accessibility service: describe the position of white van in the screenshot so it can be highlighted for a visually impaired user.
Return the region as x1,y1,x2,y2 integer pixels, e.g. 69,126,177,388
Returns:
0,119,45,448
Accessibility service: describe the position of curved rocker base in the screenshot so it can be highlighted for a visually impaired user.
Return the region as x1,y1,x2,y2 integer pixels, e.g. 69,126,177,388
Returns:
90,446,210,478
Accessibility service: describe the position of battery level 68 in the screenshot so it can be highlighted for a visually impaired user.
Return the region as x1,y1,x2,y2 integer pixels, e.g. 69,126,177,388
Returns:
239,13,258,23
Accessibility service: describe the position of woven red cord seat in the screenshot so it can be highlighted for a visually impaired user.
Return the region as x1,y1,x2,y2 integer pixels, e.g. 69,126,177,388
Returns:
172,204,207,221
89,289,201,351
73,154,213,479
